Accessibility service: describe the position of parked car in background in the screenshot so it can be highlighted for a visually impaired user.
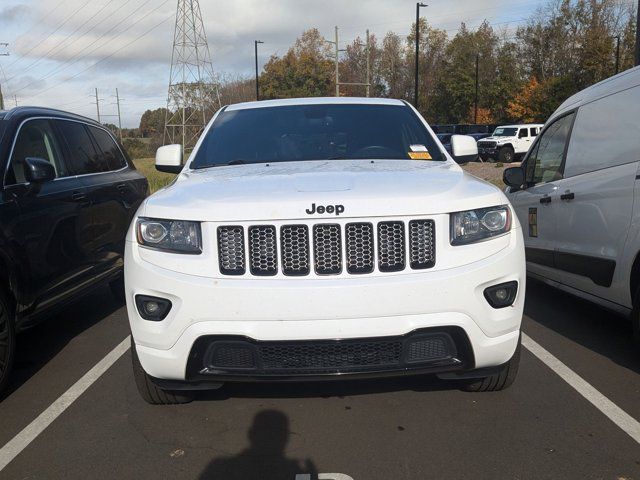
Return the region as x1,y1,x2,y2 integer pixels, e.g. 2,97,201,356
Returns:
503,66,640,340
436,133,452,155
469,132,491,142
0,107,148,393
477,124,543,163
125,98,525,404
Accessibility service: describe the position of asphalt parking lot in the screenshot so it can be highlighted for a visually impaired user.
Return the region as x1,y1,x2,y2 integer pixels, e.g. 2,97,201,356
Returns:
1,279,639,480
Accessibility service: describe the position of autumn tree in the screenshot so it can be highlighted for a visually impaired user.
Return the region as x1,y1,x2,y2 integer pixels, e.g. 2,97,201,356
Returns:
260,29,334,99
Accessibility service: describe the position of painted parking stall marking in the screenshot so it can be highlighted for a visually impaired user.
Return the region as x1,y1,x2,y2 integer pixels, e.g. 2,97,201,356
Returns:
522,333,640,444
0,337,131,472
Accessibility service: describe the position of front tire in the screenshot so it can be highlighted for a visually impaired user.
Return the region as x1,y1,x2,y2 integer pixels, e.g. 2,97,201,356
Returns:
463,335,521,392
131,338,194,405
498,146,515,163
0,290,16,395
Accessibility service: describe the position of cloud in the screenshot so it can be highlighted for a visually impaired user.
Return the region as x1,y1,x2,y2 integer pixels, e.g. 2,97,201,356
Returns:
4,0,534,126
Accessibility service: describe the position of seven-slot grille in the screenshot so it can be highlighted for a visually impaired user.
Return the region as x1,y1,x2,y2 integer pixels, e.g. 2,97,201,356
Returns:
217,220,435,276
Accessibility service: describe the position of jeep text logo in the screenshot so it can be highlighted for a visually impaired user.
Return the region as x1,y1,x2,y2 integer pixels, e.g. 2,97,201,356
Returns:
306,203,345,216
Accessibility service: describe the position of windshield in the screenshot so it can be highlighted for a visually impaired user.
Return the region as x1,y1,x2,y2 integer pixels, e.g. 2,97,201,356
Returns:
191,104,444,169
492,127,518,137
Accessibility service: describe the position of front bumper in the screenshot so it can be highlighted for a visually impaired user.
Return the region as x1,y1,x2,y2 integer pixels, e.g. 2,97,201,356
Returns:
125,228,525,382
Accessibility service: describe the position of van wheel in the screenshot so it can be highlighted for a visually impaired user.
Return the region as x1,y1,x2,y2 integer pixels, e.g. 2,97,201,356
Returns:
463,336,521,392
131,338,194,405
498,146,515,163
0,290,16,395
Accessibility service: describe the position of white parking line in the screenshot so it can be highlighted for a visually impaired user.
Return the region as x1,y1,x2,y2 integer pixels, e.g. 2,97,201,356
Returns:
0,336,131,472
522,333,640,445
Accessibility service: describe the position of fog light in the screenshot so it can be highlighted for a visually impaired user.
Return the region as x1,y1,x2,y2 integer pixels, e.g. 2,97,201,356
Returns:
135,295,172,321
484,281,518,309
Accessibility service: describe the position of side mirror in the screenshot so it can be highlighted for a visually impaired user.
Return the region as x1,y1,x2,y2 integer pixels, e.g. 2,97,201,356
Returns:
503,167,525,189
24,157,56,183
450,135,478,164
156,144,183,174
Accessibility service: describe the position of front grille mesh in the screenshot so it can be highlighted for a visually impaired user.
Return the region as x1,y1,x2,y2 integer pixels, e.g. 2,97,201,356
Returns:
249,226,278,275
281,225,310,276
217,220,435,276
313,224,342,275
377,221,405,272
346,223,374,274
409,220,436,269
217,226,245,275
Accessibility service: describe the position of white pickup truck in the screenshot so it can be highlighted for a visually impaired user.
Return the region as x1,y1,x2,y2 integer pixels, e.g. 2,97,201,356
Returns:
477,124,543,163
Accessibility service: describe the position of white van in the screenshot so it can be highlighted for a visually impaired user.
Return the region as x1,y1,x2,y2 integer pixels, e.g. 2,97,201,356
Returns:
504,66,640,337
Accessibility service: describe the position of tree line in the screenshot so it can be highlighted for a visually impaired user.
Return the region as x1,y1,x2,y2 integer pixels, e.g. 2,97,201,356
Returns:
133,0,637,154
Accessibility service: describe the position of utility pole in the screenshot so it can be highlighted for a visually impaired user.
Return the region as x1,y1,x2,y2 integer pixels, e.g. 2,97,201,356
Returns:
94,88,101,124
635,0,640,66
335,26,340,97
13,95,18,107
0,43,9,111
366,29,371,97
414,3,427,109
254,40,263,101
474,53,479,124
615,36,620,74
115,88,123,142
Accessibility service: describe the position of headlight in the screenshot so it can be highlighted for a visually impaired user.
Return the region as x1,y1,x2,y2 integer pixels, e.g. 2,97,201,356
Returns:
136,218,202,254
450,205,511,245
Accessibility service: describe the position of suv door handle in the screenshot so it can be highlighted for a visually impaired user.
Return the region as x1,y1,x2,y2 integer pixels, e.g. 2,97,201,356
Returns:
560,192,575,201
539,196,551,204
71,192,87,202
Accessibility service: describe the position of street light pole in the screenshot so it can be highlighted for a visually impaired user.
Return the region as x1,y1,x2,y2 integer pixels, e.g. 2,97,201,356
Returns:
474,53,479,124
414,3,427,109
254,40,264,101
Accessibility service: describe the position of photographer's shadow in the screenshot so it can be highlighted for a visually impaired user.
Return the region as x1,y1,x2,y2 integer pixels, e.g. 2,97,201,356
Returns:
199,410,317,480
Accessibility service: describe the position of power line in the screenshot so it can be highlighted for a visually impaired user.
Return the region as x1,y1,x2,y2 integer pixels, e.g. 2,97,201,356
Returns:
5,0,93,70
14,0,171,95
6,0,123,82
24,13,174,100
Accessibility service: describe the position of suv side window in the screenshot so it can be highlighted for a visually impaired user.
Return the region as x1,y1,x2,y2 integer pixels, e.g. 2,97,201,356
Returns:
88,126,127,171
525,112,575,185
518,128,528,138
530,127,538,137
6,119,67,185
55,120,109,175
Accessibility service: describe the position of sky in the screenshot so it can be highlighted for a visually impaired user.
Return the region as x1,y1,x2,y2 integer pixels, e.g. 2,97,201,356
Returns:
0,0,547,127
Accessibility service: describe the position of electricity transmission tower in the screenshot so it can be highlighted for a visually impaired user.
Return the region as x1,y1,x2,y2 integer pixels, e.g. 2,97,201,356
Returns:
164,0,220,153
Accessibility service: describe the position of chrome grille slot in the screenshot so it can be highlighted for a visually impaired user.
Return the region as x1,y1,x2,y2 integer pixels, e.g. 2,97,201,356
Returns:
346,222,374,274
217,226,245,275
313,224,342,275
249,225,278,276
280,225,310,276
409,220,436,269
377,221,405,272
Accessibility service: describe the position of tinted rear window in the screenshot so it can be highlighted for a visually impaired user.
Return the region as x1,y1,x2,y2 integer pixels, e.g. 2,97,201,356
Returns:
56,120,109,175
88,126,127,171
191,104,443,169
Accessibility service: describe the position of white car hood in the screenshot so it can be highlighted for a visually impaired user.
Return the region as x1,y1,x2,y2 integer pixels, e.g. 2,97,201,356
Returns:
142,159,506,221
480,136,514,142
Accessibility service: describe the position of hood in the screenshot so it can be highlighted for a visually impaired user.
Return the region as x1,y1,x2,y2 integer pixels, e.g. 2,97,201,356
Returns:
479,136,513,142
142,159,506,222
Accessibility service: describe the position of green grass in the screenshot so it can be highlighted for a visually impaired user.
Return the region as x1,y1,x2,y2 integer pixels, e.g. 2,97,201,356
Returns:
132,158,176,193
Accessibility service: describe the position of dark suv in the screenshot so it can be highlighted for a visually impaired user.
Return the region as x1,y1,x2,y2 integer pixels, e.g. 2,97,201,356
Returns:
0,107,148,393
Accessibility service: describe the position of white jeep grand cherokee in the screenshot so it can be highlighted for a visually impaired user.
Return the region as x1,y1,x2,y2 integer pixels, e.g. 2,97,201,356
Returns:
125,98,525,404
